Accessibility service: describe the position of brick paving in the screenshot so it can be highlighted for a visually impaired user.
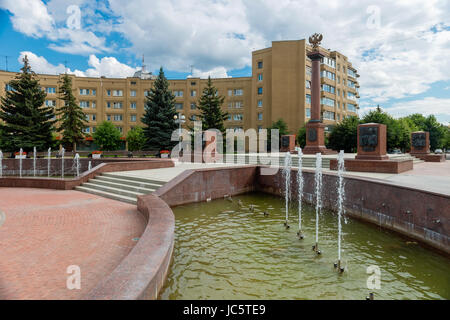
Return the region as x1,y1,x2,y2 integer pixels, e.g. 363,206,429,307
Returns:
0,188,145,300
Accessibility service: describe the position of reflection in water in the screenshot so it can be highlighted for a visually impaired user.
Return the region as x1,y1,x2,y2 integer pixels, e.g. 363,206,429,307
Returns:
160,192,450,300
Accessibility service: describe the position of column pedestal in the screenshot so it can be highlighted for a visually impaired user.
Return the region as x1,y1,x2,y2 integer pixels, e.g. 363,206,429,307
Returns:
302,121,337,155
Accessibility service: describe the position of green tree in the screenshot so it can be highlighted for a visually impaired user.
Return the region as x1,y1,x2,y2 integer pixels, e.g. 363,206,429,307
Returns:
57,74,87,152
196,76,228,134
267,119,289,151
142,67,177,151
93,121,122,151
327,116,360,152
0,55,56,152
126,126,146,151
297,126,307,148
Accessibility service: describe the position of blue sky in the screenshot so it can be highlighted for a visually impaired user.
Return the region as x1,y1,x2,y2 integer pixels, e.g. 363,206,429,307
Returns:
0,0,449,124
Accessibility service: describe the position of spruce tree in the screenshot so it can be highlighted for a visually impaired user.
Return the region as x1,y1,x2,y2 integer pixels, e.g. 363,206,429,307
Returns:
141,67,177,151
196,77,228,134
0,56,56,152
57,74,87,152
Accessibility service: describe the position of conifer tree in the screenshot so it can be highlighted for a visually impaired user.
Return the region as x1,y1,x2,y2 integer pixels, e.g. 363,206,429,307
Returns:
0,56,55,151
57,74,87,152
196,77,228,134
141,67,177,151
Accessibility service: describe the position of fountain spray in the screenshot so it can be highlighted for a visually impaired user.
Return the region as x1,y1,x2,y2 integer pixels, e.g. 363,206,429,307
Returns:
296,147,304,240
61,148,65,179
312,153,322,255
19,148,23,178
74,153,80,177
283,152,292,229
47,148,51,177
33,147,37,177
88,161,92,172
334,150,346,272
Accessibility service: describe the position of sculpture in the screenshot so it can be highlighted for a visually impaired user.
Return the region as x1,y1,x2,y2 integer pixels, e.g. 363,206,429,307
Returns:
309,33,323,50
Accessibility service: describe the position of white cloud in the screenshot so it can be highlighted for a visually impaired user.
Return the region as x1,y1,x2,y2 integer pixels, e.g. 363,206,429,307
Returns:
192,67,229,79
388,97,450,119
18,51,138,78
0,0,54,37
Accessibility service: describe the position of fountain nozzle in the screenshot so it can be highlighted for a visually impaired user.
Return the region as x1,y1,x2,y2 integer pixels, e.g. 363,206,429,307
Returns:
366,293,375,300
297,231,304,240
284,222,290,229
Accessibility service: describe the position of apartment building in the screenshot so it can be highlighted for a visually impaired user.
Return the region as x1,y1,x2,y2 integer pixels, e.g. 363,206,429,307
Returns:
0,38,359,141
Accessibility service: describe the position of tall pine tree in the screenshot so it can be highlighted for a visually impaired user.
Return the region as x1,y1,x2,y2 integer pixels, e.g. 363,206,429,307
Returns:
57,74,87,152
0,56,55,152
142,67,177,151
196,77,227,134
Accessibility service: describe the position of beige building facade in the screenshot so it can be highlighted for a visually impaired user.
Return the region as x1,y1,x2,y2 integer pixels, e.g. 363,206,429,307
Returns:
0,39,359,143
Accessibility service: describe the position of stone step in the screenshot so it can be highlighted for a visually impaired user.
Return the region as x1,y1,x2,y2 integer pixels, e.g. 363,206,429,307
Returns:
101,172,167,185
75,186,137,205
88,179,157,194
81,182,145,199
96,175,164,189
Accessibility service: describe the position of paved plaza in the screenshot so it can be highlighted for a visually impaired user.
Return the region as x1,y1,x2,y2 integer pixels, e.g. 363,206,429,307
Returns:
0,188,145,300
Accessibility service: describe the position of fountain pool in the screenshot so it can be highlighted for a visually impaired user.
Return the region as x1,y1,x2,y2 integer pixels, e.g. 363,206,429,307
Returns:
160,192,450,300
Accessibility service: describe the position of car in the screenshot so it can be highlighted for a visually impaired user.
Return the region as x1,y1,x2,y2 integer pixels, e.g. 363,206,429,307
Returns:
435,149,443,154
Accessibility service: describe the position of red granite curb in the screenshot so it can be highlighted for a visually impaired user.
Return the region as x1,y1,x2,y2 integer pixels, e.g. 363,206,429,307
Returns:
84,194,175,300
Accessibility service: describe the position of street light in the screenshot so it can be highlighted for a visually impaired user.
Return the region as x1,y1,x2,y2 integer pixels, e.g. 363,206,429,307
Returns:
174,113,186,141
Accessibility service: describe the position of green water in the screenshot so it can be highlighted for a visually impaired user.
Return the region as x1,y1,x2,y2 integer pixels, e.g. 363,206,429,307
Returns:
160,192,450,300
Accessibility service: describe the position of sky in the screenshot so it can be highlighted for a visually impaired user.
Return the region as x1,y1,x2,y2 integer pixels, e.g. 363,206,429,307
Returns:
0,0,449,125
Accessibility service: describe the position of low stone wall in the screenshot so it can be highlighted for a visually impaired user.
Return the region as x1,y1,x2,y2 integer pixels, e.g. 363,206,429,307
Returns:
330,159,414,173
412,154,446,162
85,194,175,300
0,159,174,190
155,166,258,207
257,167,450,255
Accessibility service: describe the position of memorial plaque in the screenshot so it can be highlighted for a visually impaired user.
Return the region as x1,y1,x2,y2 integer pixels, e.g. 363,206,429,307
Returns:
281,136,290,148
359,127,378,152
412,133,426,150
308,128,317,142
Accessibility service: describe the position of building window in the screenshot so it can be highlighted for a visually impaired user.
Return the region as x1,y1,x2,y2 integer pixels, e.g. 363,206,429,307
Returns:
45,100,56,107
5,84,13,91
228,89,233,96
347,103,357,112
173,90,183,97
321,57,336,69
190,103,196,110
130,102,137,109
258,74,263,82
92,89,96,96
347,91,357,100
306,80,311,89
257,87,263,95
80,101,90,108
113,115,123,121
191,81,196,86
234,89,243,96
306,94,311,104
323,111,335,120
235,101,243,109
107,90,123,97
306,66,312,76
321,97,335,107
80,89,90,95
257,61,263,69
144,90,150,97
233,114,243,121
227,114,232,121
107,102,123,109
258,113,263,121
83,127,90,133
92,126,96,133
117,126,123,133
45,87,56,94
130,81,137,85
321,70,336,81
107,114,111,121
85,114,90,121
257,100,263,107
306,108,311,118
175,103,183,110
130,90,137,97
92,114,96,121
130,114,137,122
190,114,197,121
347,68,357,78
191,90,196,97
92,102,96,109
258,125,263,131
321,84,335,94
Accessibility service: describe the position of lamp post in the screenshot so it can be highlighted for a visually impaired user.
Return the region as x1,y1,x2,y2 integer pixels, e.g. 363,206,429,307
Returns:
174,113,186,141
